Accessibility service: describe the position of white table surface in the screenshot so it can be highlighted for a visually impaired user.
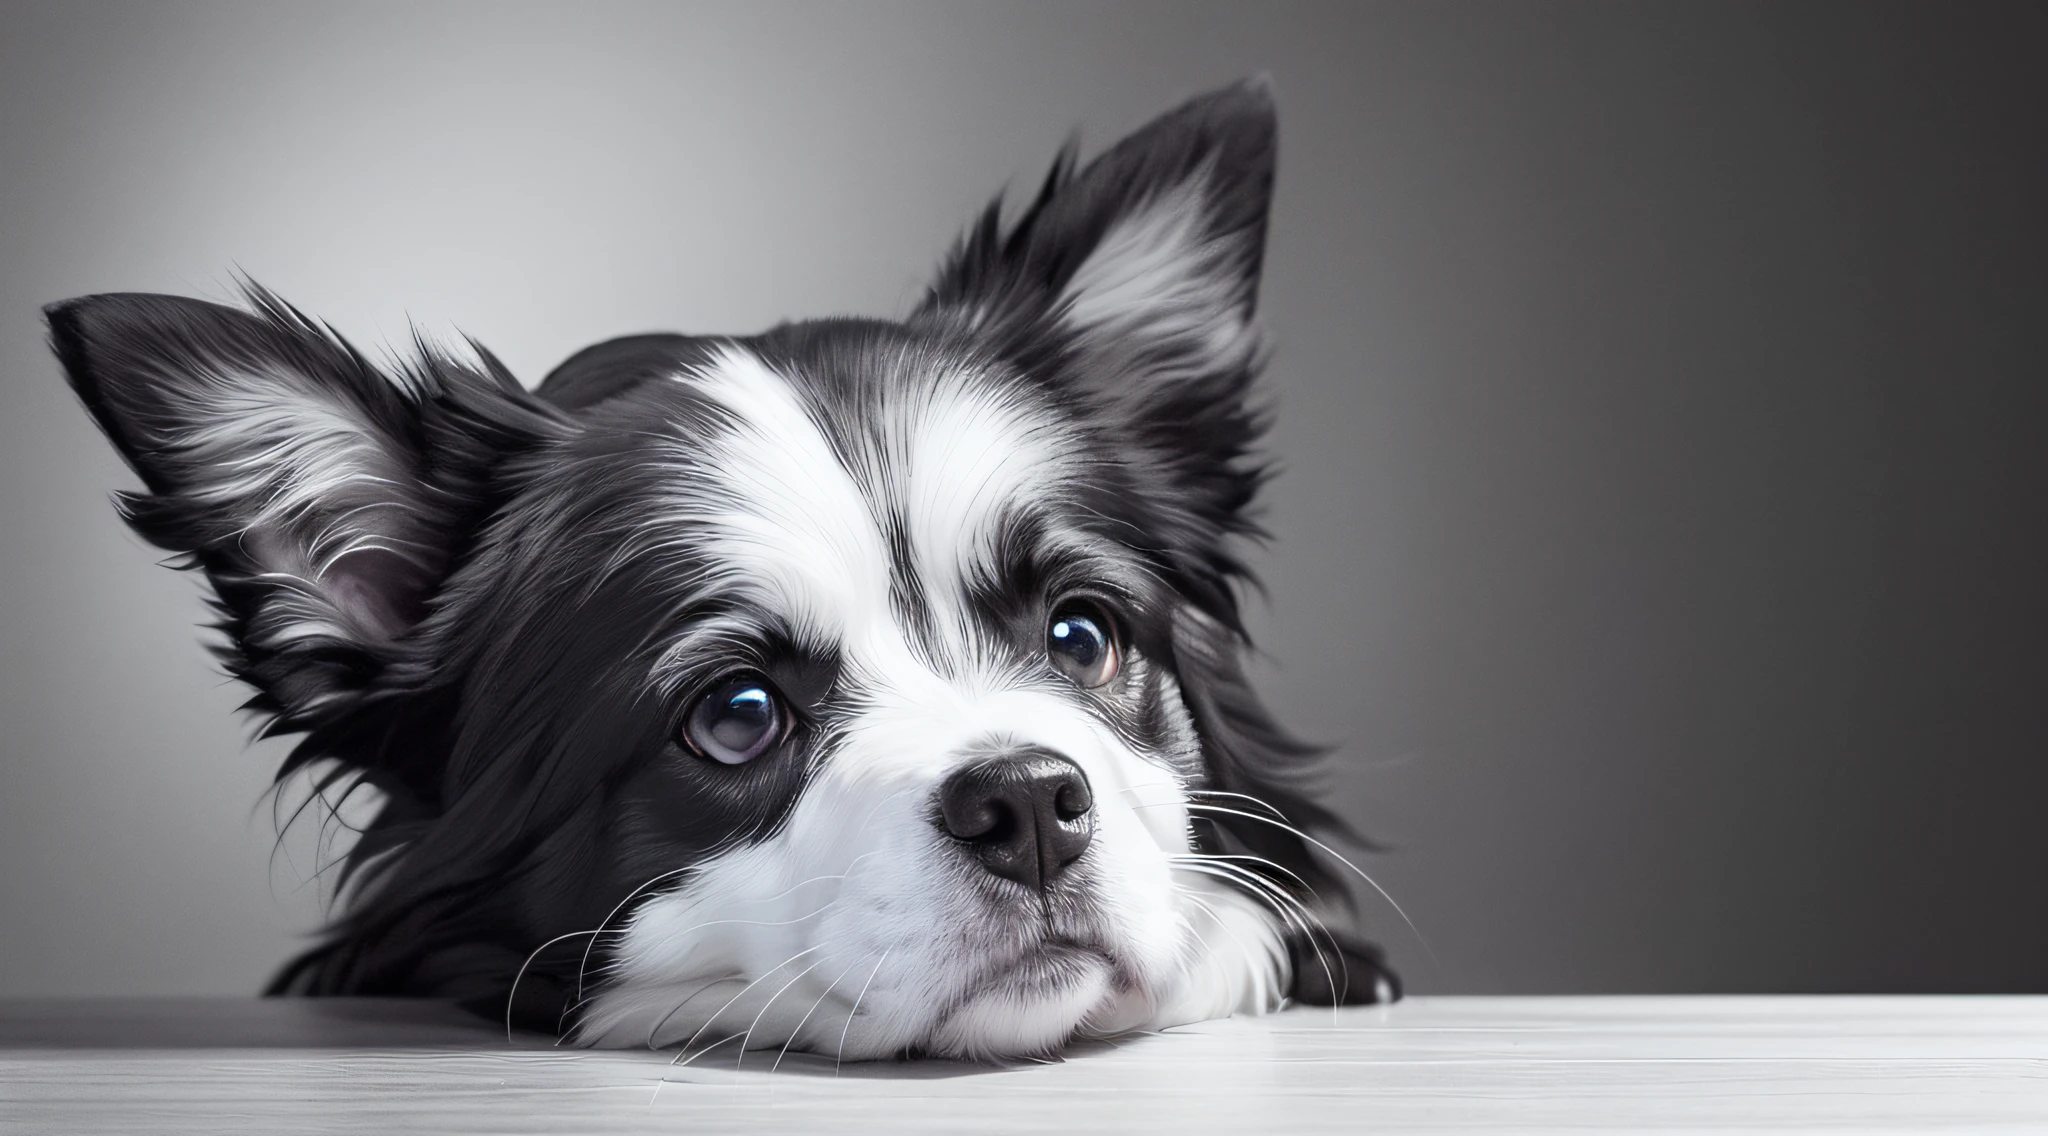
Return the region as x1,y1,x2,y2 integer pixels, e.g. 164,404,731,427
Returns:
3,996,2044,1134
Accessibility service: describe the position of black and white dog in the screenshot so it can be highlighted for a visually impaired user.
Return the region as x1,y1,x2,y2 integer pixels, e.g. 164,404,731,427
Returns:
48,78,1395,1061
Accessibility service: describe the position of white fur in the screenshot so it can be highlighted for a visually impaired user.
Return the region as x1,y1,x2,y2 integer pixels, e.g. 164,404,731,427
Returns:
1059,178,1258,376
665,347,891,646
579,346,1286,1060
884,368,1075,646
146,362,431,661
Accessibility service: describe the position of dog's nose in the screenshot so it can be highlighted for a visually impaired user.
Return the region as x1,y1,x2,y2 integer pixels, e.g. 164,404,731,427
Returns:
936,751,1094,891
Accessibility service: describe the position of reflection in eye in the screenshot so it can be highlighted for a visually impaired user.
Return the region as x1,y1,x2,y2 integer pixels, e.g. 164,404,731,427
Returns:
682,674,783,764
1047,601,1120,688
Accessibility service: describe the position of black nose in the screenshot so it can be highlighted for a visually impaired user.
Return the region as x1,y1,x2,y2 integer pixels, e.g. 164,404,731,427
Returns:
936,751,1095,891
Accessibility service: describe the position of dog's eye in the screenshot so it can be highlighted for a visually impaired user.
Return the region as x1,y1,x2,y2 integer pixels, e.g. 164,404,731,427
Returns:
681,674,784,765
1047,600,1120,688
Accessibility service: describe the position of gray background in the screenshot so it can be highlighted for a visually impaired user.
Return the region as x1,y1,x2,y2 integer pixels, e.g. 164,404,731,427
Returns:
2,0,2041,997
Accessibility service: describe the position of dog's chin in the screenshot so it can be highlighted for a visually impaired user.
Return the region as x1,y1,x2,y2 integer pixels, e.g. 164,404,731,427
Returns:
921,942,1117,1061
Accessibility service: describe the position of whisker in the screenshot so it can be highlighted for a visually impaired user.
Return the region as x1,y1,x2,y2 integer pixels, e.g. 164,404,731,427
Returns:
1115,784,1294,824
1173,851,1317,897
505,929,601,1044
644,975,744,1051
616,896,842,1011
1172,860,1339,1006
1112,786,1354,1001
576,851,887,1024
1183,788,1293,821
670,945,825,1059
834,947,891,1075
574,865,697,1005
1183,802,1438,971
670,1029,749,1071
1174,849,1346,1000
772,950,875,1074
850,785,923,843
1175,888,1263,1000
581,864,862,994
735,955,829,1069
1212,860,1347,1009
1173,887,1223,962
1175,855,1329,947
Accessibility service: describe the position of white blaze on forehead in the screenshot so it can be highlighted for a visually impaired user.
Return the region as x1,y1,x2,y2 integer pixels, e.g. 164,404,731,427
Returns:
676,347,889,644
675,345,1074,649
884,374,1075,631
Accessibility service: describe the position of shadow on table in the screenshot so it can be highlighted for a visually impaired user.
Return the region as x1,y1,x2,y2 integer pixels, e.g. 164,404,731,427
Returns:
0,997,519,1049
0,997,1118,1078
646,1034,1130,1080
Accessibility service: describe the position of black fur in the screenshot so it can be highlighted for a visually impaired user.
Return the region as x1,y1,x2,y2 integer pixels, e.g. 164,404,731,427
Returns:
47,78,1394,1033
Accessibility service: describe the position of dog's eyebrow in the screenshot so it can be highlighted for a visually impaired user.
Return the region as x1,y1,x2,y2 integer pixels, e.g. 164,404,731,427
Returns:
963,512,1159,622
646,607,838,702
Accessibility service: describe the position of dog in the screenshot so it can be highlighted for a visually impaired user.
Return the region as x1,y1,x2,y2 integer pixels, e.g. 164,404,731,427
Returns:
47,77,1396,1062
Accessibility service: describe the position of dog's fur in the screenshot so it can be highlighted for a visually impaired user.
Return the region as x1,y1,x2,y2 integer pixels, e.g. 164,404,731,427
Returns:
47,78,1395,1061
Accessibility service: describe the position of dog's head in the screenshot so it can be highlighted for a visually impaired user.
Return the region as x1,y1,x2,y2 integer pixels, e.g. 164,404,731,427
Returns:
49,79,1392,1061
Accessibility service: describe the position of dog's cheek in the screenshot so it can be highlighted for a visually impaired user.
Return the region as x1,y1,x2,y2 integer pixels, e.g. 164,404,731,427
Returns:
1084,794,1203,1021
688,717,976,1055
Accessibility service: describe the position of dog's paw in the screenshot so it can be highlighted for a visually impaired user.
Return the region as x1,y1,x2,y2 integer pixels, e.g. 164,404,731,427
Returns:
1285,930,1401,1006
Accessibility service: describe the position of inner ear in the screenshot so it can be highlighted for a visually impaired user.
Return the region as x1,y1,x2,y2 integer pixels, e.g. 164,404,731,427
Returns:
324,547,441,643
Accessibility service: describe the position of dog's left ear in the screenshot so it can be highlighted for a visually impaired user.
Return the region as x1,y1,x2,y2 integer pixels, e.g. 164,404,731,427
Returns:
920,77,1276,609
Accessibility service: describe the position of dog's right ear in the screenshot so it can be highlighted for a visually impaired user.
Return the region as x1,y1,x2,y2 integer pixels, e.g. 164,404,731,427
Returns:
47,288,568,734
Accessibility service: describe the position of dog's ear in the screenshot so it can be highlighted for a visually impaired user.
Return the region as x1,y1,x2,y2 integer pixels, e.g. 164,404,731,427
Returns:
920,77,1277,615
47,288,560,732
923,77,1273,384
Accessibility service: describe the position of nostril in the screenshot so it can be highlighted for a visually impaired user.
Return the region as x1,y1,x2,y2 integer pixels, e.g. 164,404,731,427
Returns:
943,796,1014,844
1052,777,1092,821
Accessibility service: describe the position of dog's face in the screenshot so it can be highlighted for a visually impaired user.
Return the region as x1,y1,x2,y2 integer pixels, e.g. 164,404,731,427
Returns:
49,79,1392,1061
551,332,1239,1058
